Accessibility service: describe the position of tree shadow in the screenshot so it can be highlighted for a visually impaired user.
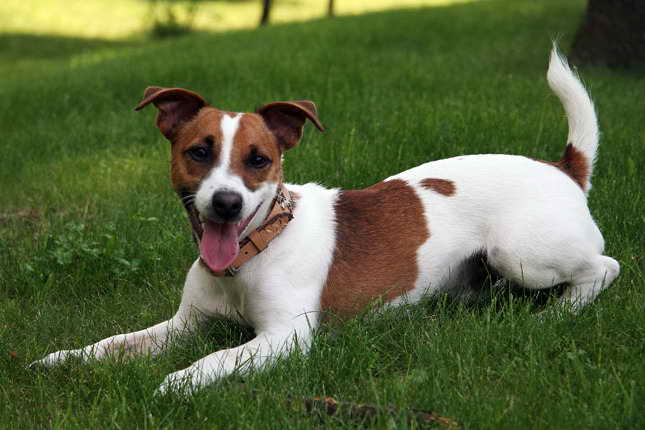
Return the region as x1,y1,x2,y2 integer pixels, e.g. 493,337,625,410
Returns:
0,33,144,76
0,33,139,62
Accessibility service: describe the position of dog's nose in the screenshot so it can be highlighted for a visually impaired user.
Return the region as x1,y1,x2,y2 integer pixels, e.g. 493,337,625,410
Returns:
212,191,243,221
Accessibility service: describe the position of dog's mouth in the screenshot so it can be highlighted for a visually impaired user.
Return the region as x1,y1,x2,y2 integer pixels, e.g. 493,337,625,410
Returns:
198,204,262,272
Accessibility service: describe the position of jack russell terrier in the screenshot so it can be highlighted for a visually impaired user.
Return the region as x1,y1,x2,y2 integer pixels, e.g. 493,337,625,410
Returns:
32,47,619,394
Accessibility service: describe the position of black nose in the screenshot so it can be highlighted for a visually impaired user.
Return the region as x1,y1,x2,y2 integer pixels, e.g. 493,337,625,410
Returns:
212,191,243,221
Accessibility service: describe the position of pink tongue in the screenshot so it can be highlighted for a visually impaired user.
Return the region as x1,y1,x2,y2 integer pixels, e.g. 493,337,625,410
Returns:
199,221,240,272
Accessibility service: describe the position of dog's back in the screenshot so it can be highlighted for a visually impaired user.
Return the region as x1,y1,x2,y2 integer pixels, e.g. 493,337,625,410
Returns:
316,46,618,314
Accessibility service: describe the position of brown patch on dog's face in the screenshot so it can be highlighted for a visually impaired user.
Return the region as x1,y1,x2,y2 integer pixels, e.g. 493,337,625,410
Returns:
229,114,284,191
321,179,429,318
170,107,229,195
134,86,222,196
420,178,456,196
536,143,589,191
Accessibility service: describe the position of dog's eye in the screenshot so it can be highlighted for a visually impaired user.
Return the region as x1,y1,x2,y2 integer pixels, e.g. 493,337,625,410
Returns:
187,146,210,162
246,155,271,169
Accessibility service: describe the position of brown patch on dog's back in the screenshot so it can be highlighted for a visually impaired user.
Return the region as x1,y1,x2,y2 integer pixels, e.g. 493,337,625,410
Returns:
420,178,456,196
321,179,429,318
537,143,589,191
230,114,284,191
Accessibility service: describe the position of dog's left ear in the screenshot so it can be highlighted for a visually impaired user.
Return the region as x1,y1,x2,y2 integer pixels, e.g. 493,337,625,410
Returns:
135,86,208,141
257,101,324,150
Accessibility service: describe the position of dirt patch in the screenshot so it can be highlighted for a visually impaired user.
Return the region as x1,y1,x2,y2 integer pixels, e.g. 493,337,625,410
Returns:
0,208,43,225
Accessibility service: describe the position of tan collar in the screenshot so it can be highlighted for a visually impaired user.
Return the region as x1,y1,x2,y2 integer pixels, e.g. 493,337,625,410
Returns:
182,184,296,277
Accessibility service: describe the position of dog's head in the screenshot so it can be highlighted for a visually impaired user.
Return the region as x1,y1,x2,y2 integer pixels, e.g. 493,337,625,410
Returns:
135,87,324,272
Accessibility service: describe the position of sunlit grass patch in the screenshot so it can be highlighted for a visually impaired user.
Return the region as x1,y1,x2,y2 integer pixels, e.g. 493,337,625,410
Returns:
1,0,479,39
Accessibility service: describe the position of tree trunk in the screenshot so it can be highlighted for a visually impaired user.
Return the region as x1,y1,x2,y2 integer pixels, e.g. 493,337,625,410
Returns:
328,0,335,17
570,0,645,68
260,0,272,27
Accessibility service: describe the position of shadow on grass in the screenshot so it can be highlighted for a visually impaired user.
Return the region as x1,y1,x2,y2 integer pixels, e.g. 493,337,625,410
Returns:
0,33,140,61
0,33,146,77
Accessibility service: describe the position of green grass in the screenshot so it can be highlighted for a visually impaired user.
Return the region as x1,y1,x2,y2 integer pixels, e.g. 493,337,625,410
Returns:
0,0,474,79
1,0,644,428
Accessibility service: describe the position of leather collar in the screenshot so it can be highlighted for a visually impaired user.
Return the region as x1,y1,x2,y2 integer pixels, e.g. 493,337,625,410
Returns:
182,184,296,277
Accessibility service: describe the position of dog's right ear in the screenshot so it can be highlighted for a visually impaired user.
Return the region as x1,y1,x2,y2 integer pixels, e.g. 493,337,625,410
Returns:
135,87,208,141
256,101,324,151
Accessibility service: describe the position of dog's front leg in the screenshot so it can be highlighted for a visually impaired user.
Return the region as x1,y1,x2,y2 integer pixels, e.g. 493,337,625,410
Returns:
30,259,226,368
157,325,312,395
157,268,322,395
30,314,199,368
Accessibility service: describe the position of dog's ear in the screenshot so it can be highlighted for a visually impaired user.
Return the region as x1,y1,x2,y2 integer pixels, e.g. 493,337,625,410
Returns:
256,101,324,150
135,87,208,141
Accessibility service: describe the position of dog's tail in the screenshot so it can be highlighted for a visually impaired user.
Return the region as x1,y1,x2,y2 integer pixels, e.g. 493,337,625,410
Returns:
547,44,598,194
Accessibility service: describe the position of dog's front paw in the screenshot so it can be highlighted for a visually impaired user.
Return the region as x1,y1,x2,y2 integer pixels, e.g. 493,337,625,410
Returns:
156,368,205,396
28,349,80,370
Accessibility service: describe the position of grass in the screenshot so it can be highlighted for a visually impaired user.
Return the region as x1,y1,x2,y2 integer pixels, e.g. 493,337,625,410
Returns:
1,0,644,428
0,0,474,79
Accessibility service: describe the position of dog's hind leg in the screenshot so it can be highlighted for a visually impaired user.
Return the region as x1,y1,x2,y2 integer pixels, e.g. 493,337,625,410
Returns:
557,255,619,311
487,246,619,312
484,212,619,312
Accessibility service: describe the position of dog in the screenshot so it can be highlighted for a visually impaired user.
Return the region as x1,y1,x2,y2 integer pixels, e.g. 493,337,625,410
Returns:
31,47,619,394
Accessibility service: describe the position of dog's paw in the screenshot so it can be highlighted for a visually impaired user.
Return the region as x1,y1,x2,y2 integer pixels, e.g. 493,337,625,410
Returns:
156,368,203,397
27,359,49,372
28,349,80,370
28,352,65,370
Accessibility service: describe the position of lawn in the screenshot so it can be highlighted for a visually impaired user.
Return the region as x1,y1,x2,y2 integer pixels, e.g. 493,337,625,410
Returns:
1,0,643,428
0,0,474,78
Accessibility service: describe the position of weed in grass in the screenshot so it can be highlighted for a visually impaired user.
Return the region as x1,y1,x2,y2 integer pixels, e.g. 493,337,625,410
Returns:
23,222,142,280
